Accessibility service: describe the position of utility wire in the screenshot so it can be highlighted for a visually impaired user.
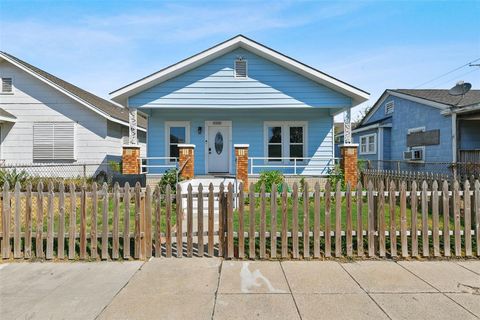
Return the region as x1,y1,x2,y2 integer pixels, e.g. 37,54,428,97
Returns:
433,68,480,87
414,57,480,88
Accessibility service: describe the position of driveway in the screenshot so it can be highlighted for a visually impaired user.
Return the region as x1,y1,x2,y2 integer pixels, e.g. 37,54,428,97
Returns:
1,259,479,319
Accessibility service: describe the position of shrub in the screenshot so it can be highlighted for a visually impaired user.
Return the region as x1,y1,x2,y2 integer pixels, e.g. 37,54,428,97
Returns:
108,160,122,173
158,168,183,194
0,168,30,189
255,170,284,193
327,164,345,189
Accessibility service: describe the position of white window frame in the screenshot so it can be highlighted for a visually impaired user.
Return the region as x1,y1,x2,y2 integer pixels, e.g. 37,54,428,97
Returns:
165,121,190,162
0,76,14,95
234,59,248,79
33,121,76,162
407,126,426,163
385,101,394,115
263,121,308,164
359,133,377,155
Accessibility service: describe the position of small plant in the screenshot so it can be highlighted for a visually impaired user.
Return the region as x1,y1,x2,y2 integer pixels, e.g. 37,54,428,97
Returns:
255,170,284,193
327,164,345,189
299,176,306,193
108,160,122,173
158,168,183,194
0,168,30,188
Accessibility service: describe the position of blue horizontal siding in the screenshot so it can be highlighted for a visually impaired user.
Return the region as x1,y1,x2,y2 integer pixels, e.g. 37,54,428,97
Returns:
129,48,351,109
146,108,333,175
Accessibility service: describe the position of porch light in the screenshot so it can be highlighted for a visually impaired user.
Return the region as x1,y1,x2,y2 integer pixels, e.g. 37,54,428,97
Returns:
197,126,202,134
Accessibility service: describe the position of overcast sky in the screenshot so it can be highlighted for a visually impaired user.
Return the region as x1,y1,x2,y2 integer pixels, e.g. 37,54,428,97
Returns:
1,0,479,120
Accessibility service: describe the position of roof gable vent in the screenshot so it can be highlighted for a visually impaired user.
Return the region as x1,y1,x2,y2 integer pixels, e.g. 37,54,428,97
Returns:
234,58,247,78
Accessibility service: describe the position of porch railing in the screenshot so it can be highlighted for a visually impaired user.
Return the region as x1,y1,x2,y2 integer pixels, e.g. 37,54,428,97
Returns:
139,157,178,174
249,157,339,175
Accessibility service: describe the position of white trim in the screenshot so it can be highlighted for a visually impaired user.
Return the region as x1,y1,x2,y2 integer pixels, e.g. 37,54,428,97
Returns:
110,35,369,106
234,144,250,148
0,53,145,131
378,127,384,162
165,121,190,163
0,115,16,123
204,120,233,174
359,133,376,155
178,143,195,148
263,121,308,164
442,103,480,115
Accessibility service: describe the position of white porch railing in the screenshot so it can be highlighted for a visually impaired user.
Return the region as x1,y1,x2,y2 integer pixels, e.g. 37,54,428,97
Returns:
249,157,339,175
140,157,178,174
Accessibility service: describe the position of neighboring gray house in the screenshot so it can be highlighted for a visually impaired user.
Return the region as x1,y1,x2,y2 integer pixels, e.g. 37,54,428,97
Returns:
0,52,146,176
337,89,480,170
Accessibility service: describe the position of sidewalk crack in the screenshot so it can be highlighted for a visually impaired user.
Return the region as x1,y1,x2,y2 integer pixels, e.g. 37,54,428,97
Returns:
211,259,223,320
279,261,303,320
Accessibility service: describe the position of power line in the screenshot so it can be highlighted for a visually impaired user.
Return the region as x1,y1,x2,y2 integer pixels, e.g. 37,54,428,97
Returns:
414,57,480,88
433,68,480,87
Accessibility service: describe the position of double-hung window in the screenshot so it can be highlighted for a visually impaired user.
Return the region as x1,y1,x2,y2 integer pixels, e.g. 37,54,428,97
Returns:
165,121,190,162
359,133,376,155
33,122,75,161
265,122,307,162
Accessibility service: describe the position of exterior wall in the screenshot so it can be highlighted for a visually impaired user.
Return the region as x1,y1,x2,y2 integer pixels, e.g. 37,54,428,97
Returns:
352,128,378,162
129,48,351,109
0,60,144,175
459,119,480,150
146,108,334,175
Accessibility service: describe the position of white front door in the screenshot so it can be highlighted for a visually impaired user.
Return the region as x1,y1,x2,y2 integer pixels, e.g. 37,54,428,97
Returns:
207,125,229,173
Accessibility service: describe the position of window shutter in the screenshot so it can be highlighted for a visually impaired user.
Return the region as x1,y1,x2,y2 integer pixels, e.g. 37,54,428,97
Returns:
33,122,75,161
1,78,13,93
53,122,75,160
234,59,247,78
33,123,55,160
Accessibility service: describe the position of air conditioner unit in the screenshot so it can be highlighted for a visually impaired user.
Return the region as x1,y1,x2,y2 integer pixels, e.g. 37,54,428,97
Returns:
412,149,423,161
403,151,412,160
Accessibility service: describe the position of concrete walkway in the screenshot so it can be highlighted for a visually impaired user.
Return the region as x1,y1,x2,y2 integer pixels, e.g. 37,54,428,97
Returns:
1,260,479,320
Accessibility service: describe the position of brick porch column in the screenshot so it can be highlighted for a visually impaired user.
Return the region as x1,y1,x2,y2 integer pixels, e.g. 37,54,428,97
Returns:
122,145,141,174
235,144,249,190
340,144,359,187
178,144,195,180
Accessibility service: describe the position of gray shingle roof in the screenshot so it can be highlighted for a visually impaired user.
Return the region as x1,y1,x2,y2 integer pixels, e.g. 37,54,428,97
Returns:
0,52,146,129
393,89,480,107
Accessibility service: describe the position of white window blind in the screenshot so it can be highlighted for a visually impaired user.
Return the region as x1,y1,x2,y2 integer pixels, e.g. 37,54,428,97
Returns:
33,122,75,161
1,77,13,93
234,59,247,78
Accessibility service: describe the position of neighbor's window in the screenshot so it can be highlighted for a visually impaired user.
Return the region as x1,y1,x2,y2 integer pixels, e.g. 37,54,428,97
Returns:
359,133,376,154
1,77,13,94
385,101,394,115
234,59,247,78
33,122,75,161
289,127,304,161
267,126,282,161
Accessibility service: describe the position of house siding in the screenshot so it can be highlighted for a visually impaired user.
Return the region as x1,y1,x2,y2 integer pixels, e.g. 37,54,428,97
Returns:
129,48,351,109
353,128,378,163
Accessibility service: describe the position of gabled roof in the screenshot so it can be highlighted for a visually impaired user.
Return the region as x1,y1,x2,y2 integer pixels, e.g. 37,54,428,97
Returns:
360,88,480,125
110,35,369,106
0,52,146,130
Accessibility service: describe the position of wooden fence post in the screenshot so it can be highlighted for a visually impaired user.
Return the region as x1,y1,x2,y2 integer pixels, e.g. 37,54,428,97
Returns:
453,180,461,256
432,181,440,257
442,180,451,257
46,182,54,260
25,182,33,259
389,181,397,257
325,181,331,257
227,183,234,259
79,183,87,260
187,184,193,257
68,182,76,260
145,185,152,259
208,183,214,257
238,183,245,259
271,183,278,259
281,182,288,259
335,181,342,257
2,181,11,259
112,182,120,260
198,183,204,257
313,182,321,258
259,183,266,259
102,183,109,260
292,182,299,259
356,181,364,257
14,182,21,259
249,183,256,259
464,180,472,257
36,181,44,259
367,181,375,257
154,185,161,258
166,184,172,258
123,182,131,259
91,182,98,259
421,181,429,257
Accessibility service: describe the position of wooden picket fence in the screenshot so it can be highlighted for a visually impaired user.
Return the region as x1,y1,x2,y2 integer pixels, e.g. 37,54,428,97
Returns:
1,179,479,260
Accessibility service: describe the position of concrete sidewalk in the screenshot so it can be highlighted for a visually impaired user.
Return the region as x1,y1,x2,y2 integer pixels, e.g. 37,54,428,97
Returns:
1,259,479,320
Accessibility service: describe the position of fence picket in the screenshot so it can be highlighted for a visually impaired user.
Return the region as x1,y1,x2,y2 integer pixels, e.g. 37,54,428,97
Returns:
378,181,386,257
207,183,214,257
166,184,172,258
2,182,11,259
464,180,472,257
475,180,480,257
346,183,353,257
325,181,331,257
154,185,161,258
453,180,461,256
176,183,183,258
271,183,278,259
91,183,98,259
281,182,288,259
46,182,54,260
249,183,256,259
68,182,75,260
123,182,131,259
260,183,266,259
421,181,429,257
367,181,375,257
25,182,33,259
400,181,408,257
292,182,299,259
14,182,21,259
411,181,418,257
112,183,120,260
102,183,109,260
36,181,44,259
227,183,234,259
218,184,224,258
303,182,310,258
80,184,87,260
389,181,397,257
313,182,321,258
356,182,364,257
432,181,440,257
238,183,245,259
198,183,204,257
442,181,451,257
187,184,193,257
145,185,152,259
335,181,342,257
134,183,141,259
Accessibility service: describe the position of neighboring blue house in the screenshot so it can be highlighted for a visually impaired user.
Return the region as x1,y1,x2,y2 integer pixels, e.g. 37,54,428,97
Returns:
111,35,369,177
337,89,480,170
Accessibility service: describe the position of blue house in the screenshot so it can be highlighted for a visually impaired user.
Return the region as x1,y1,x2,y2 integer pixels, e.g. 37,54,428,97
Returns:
339,89,480,171
110,35,369,178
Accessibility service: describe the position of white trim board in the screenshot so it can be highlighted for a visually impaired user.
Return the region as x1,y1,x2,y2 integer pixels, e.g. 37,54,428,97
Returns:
110,35,369,106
